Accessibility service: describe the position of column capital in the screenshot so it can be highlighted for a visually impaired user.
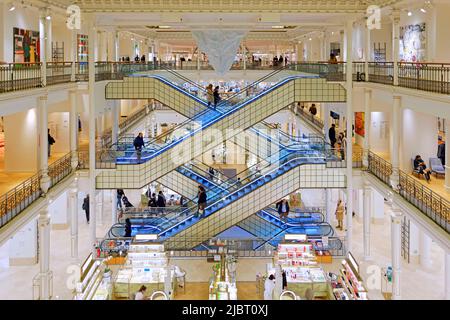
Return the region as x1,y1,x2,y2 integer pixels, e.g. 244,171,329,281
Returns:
391,10,401,23
38,94,48,102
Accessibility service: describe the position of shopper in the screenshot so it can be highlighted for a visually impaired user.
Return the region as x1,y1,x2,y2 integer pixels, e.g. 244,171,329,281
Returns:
157,191,166,215
335,199,345,231
135,285,147,300
339,132,347,161
196,186,207,217
213,86,221,108
148,193,157,208
122,196,134,208
134,55,140,62
282,270,287,290
278,55,284,66
140,55,146,63
209,167,215,180
276,199,290,222
124,218,132,237
328,124,337,148
437,136,446,166
309,103,317,116
328,53,338,64
206,84,214,108
82,194,90,224
133,132,145,163
48,129,55,157
273,56,278,67
117,189,125,209
264,274,275,300
167,195,176,206
414,155,432,182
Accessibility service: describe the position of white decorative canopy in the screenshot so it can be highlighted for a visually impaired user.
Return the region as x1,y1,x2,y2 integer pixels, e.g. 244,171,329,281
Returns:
192,30,248,75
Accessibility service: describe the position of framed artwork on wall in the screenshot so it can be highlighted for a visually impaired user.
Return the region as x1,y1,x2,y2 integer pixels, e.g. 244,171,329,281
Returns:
13,27,40,63
399,23,426,62
355,112,365,137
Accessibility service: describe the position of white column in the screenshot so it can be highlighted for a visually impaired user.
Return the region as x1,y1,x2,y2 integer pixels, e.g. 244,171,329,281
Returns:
38,208,52,300
71,29,77,82
39,11,47,86
445,252,450,300
419,230,432,269
390,205,403,300
325,189,333,224
114,30,119,62
345,20,354,254
38,95,51,193
322,103,329,141
364,23,371,82
69,178,79,260
445,130,450,193
45,14,52,63
340,30,345,62
363,184,372,260
392,10,400,86
408,221,420,264
390,96,401,189
363,89,371,167
69,90,78,169
319,34,325,61
88,16,97,254
242,44,246,70
197,51,200,71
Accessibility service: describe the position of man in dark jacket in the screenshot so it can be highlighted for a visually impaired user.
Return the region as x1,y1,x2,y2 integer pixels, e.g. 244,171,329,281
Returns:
133,132,145,163
328,124,337,148
82,194,90,223
48,129,55,157
156,191,166,214
437,136,445,165
276,199,290,222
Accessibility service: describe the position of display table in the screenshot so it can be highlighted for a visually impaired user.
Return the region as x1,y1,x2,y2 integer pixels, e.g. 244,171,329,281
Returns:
208,253,237,300
270,241,332,299
112,242,177,299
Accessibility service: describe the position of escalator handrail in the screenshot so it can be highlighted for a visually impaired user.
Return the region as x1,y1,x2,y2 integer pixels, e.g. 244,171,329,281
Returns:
159,152,326,237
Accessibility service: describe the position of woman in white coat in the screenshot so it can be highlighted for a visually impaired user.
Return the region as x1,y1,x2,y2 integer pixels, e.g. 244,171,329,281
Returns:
264,274,276,300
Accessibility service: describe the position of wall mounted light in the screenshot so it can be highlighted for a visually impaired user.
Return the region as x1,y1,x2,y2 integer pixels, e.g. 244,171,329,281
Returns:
46,15,51,20
8,3,16,11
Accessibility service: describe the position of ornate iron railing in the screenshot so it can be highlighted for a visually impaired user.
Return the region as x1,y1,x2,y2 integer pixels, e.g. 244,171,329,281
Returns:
367,151,449,233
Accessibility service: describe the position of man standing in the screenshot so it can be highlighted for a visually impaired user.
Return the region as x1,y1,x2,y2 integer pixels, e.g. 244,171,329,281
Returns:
437,136,446,166
328,124,337,148
133,132,145,163
48,129,55,157
82,194,90,224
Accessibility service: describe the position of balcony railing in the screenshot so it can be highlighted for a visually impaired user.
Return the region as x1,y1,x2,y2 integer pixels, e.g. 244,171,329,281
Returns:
0,152,77,228
1,61,450,95
0,62,42,93
367,151,449,233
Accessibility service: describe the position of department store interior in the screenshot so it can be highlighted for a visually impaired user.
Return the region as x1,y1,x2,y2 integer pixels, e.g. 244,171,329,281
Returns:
0,0,449,301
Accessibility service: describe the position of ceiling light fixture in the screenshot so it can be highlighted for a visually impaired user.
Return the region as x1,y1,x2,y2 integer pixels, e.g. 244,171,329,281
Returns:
420,8,426,13
407,11,412,16
46,15,51,20
158,25,171,29
309,38,312,41
9,3,16,11
271,26,284,29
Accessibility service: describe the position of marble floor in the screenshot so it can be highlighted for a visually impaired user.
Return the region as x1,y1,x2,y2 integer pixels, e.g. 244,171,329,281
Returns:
374,150,448,199
0,139,89,196
0,195,110,300
333,203,446,300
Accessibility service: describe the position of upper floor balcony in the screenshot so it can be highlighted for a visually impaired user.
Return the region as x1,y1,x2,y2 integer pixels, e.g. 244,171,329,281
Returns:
0,61,449,96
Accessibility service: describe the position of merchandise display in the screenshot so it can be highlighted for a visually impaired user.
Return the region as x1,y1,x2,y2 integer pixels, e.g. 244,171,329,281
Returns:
339,252,369,300
208,253,238,300
113,242,177,299
74,253,112,300
269,240,331,299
